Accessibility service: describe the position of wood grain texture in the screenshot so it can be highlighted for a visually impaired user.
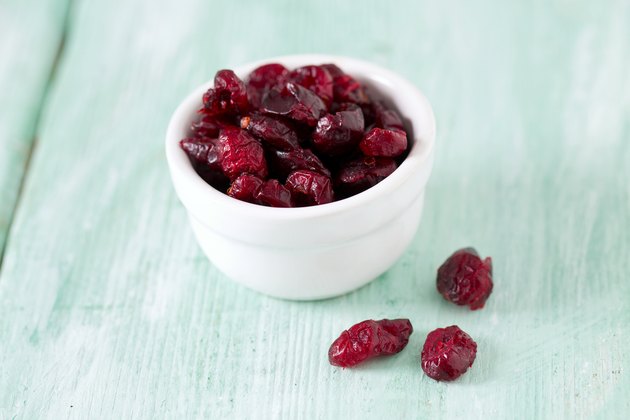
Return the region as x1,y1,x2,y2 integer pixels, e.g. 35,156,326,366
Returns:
0,0,69,256
1,0,629,418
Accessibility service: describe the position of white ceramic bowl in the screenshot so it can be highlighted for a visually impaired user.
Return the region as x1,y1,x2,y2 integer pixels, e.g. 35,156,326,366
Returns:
166,54,436,300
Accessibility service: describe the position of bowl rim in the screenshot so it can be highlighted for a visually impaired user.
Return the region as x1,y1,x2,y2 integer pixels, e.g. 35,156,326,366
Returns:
165,54,436,222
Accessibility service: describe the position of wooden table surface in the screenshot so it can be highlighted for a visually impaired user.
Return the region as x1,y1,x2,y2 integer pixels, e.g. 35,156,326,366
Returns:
1,0,629,418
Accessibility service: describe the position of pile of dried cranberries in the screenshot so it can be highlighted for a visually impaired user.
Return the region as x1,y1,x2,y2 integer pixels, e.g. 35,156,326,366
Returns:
179,63,410,207
328,247,493,382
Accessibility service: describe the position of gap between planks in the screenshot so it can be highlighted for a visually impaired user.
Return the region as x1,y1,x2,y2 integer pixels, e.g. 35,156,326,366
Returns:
0,0,75,272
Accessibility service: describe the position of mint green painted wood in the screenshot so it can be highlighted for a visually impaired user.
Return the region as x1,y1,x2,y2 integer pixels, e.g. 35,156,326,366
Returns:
0,0,69,255
1,0,629,418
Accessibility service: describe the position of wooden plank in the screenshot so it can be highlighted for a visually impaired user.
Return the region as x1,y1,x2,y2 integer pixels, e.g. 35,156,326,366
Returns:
0,0,69,258
1,0,629,418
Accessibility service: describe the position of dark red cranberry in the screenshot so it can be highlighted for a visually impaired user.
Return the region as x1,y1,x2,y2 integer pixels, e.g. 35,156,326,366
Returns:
436,248,493,310
261,82,327,126
328,319,413,368
254,179,293,207
183,62,411,207
359,128,408,157
191,115,232,138
193,163,230,192
240,114,299,151
321,63,369,104
218,127,267,181
374,102,405,130
246,63,289,108
335,102,362,112
180,137,222,170
421,325,477,381
312,104,364,156
335,156,397,197
247,63,289,88
285,170,334,206
377,110,404,130
268,147,330,178
288,65,334,107
227,174,264,203
332,74,370,105
202,70,249,116
320,63,344,79
336,101,376,127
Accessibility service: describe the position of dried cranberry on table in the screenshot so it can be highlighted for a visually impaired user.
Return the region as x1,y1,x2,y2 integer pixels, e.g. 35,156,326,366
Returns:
436,248,493,310
179,62,412,207
328,319,413,368
421,325,477,381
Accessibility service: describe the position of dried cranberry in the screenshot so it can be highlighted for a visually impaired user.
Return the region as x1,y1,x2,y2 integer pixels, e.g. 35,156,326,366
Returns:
331,73,370,105
218,127,267,181
377,110,404,130
240,114,299,151
268,147,330,178
421,326,477,381
359,128,408,157
227,174,264,203
247,63,289,88
312,104,364,156
254,179,293,207
436,248,493,310
285,170,334,206
246,63,289,108
182,62,412,207
190,115,228,138
328,319,413,368
228,174,294,207
180,137,222,170
320,63,344,79
335,156,397,197
202,70,249,116
361,104,377,127
262,82,327,126
193,163,230,192
374,102,405,130
288,65,334,107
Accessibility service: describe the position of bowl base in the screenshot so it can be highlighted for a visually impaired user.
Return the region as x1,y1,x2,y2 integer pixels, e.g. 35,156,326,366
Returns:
188,193,424,300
